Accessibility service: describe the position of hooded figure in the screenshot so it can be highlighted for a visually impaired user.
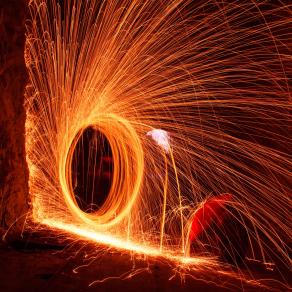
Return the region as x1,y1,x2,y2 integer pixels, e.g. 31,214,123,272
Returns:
188,193,248,266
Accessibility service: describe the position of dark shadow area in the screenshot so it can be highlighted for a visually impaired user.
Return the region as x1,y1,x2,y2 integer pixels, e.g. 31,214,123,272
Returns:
72,127,113,213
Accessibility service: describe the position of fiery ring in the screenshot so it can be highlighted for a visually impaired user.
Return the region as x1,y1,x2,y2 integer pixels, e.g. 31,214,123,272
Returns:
60,114,144,229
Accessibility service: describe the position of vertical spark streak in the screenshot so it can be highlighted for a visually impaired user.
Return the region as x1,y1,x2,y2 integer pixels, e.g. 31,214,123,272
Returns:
160,153,168,251
169,147,185,254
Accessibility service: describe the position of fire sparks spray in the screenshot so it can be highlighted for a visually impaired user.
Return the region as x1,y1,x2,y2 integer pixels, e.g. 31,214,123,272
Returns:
25,0,291,287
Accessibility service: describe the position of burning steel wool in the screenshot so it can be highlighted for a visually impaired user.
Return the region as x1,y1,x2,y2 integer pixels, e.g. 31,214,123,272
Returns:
24,0,291,287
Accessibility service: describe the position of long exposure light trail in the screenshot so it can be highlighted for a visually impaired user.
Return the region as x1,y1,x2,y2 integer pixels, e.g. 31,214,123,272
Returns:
42,218,212,266
24,0,291,286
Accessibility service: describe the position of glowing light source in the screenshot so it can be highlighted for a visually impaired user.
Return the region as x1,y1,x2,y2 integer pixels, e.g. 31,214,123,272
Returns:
147,129,170,153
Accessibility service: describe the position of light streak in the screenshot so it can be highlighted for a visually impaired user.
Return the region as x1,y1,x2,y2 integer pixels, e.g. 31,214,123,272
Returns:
24,0,292,286
42,218,209,265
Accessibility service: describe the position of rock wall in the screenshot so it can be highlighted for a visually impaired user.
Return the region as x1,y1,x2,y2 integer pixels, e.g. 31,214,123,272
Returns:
0,0,29,232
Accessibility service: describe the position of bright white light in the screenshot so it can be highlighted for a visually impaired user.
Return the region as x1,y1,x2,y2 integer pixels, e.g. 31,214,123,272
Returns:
147,129,170,152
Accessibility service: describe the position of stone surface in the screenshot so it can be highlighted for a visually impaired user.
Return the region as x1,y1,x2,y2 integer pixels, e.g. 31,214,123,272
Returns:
0,0,29,231
0,233,290,292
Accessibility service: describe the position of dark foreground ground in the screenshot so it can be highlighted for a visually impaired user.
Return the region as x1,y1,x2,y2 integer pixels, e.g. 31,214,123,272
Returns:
0,229,290,292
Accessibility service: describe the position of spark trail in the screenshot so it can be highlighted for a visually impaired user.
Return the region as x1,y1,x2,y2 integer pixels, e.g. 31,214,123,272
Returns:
25,0,291,285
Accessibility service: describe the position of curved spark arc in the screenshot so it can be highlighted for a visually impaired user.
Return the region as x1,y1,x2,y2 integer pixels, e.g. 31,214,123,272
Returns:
25,0,291,284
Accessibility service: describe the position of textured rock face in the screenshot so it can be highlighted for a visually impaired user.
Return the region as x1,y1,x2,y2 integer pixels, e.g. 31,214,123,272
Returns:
0,0,29,231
